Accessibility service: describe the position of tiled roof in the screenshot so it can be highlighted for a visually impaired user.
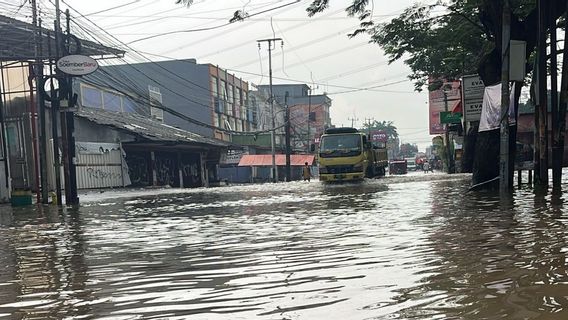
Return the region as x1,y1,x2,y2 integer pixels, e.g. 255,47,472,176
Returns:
238,154,315,166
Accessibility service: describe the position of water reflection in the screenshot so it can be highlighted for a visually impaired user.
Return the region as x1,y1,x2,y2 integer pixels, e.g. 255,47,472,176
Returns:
2,175,568,319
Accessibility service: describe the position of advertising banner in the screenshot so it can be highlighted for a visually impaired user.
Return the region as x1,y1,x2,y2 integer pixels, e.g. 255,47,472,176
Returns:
429,79,461,135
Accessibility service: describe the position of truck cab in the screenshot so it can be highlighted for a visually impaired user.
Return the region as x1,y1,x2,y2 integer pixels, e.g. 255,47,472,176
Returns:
317,128,387,182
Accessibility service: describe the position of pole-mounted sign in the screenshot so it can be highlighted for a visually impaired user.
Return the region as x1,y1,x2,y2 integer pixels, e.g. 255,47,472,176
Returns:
56,55,98,76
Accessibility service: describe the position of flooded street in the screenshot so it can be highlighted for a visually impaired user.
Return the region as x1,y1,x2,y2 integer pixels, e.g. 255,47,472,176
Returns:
2,173,568,319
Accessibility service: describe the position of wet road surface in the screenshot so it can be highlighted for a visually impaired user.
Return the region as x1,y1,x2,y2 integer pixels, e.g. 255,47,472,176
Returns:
2,173,568,319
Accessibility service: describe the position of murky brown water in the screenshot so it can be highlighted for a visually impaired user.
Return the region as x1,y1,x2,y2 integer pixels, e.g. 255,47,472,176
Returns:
1,173,568,319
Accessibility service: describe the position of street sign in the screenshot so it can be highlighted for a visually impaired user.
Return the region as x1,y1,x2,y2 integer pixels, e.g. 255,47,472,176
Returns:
440,111,462,124
462,75,484,99
462,74,484,122
57,55,99,76
464,100,483,120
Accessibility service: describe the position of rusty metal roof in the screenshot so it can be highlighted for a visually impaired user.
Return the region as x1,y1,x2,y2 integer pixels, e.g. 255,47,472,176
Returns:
0,15,124,61
238,154,315,167
76,108,231,148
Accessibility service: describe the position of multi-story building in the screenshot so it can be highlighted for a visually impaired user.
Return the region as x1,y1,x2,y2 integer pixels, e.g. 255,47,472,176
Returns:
79,59,255,141
257,84,332,151
75,59,261,188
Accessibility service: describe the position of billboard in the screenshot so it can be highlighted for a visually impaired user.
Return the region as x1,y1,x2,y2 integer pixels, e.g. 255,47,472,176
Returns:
370,130,388,142
428,79,462,135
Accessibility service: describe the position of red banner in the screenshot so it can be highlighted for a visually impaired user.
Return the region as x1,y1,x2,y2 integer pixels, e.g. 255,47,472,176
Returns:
429,79,462,135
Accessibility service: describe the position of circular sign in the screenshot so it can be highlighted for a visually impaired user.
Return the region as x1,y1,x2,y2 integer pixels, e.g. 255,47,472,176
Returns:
56,55,99,76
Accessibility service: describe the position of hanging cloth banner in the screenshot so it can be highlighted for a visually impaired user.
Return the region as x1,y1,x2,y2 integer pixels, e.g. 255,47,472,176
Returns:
478,83,516,132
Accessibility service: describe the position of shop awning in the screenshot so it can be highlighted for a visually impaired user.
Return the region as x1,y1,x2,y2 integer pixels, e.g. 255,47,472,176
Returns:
238,154,315,167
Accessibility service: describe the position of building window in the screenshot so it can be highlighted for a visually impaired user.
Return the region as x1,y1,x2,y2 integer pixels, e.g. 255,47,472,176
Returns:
237,88,243,106
148,85,164,122
228,84,234,116
211,76,218,97
103,91,122,112
220,80,228,114
213,113,219,128
81,84,103,109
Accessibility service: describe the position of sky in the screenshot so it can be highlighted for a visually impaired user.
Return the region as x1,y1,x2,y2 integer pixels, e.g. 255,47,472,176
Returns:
11,0,432,151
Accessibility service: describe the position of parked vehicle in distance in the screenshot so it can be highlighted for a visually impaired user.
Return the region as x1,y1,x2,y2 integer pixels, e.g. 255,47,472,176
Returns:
405,157,417,171
389,159,408,175
317,127,388,182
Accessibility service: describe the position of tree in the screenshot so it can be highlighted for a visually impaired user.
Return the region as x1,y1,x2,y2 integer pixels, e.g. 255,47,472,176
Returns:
362,120,398,141
400,143,418,158
306,0,567,189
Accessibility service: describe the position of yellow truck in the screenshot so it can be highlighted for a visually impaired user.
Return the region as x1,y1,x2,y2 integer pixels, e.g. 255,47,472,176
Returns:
317,127,388,182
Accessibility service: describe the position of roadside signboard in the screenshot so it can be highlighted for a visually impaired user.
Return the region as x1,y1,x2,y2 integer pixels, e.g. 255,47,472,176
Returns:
462,74,484,121
57,55,99,76
440,111,463,124
370,130,388,142
428,78,461,135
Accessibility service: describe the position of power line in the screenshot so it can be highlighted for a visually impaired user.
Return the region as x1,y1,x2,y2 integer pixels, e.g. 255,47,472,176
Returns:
127,0,301,45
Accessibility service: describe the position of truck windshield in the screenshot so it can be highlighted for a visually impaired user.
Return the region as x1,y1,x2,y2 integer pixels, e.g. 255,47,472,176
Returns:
319,134,362,157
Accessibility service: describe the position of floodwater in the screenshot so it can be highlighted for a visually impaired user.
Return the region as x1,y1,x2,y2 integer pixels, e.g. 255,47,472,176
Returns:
1,172,568,319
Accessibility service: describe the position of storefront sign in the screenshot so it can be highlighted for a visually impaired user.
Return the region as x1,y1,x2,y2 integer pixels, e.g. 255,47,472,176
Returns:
57,55,99,76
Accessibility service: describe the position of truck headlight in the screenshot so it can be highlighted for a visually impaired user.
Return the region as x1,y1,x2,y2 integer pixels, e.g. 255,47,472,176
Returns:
353,162,364,172
319,166,328,174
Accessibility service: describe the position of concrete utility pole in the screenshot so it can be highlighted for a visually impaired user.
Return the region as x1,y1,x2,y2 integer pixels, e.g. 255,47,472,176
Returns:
284,92,291,182
499,0,511,193
348,116,359,128
306,87,311,153
535,0,548,189
31,0,48,204
365,117,374,136
257,37,281,182
64,9,79,204
550,0,561,190
443,91,454,174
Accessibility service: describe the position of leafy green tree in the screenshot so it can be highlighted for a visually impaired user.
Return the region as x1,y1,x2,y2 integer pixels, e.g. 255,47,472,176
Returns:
399,142,418,158
305,0,562,90
305,0,567,187
362,120,398,140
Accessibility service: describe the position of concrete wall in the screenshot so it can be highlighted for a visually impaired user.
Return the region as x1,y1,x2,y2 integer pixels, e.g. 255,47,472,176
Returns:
74,117,135,143
0,158,9,202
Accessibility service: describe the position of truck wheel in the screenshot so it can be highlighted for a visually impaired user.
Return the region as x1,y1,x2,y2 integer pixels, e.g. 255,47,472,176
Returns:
366,166,375,178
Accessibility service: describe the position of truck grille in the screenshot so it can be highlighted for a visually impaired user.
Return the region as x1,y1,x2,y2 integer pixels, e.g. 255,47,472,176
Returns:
326,165,355,174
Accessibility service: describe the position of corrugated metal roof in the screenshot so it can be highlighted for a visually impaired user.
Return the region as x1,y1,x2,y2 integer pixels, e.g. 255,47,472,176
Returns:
0,15,124,61
76,108,230,148
238,154,315,167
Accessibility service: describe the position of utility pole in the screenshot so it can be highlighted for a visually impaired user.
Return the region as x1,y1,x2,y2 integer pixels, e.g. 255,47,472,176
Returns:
443,91,454,174
535,0,548,189
499,0,511,193
364,117,374,136
31,0,47,204
285,92,291,182
306,87,311,153
257,37,281,183
63,9,78,204
348,116,359,128
550,0,561,190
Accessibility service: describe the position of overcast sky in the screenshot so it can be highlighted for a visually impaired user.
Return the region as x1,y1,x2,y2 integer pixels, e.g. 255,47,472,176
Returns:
18,0,431,150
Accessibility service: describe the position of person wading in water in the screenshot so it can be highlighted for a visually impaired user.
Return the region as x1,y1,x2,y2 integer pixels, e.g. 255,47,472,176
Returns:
302,162,312,181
